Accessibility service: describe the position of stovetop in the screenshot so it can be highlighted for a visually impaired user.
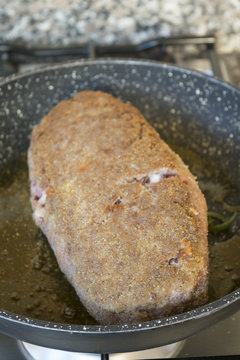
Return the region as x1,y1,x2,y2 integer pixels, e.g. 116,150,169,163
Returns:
0,35,239,359
0,35,239,88
1,309,240,359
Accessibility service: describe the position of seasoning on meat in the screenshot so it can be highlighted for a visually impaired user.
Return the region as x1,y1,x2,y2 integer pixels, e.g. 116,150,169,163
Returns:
28,90,208,325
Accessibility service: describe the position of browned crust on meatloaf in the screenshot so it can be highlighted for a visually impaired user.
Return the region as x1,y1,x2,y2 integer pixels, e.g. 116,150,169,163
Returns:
28,90,208,325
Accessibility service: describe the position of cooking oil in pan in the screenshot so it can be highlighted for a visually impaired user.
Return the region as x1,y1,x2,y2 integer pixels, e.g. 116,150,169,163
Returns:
0,156,96,325
170,144,240,301
0,151,239,325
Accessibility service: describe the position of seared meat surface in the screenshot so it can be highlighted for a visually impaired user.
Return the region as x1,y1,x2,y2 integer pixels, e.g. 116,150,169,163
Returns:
28,91,208,324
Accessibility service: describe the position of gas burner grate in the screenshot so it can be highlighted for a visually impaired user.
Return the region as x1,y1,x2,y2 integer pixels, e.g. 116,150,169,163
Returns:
0,35,226,81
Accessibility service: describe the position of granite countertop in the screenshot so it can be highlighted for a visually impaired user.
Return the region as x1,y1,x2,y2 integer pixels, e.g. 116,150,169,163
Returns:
0,0,240,53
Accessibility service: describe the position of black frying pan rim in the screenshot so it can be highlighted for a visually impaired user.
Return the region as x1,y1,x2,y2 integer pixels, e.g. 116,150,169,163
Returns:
0,57,239,94
0,58,240,334
0,289,240,334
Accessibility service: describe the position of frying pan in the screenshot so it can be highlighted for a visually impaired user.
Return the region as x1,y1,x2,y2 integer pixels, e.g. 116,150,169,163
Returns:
0,59,240,354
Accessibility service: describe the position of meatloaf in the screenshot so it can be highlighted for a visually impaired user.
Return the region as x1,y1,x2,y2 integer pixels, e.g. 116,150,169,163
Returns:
28,90,208,324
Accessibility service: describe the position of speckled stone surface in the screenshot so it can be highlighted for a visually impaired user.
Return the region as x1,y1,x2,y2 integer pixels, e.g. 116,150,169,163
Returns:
0,0,240,53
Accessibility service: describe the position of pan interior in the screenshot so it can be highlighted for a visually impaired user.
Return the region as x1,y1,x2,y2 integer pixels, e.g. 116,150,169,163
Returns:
0,61,239,328
0,133,239,326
